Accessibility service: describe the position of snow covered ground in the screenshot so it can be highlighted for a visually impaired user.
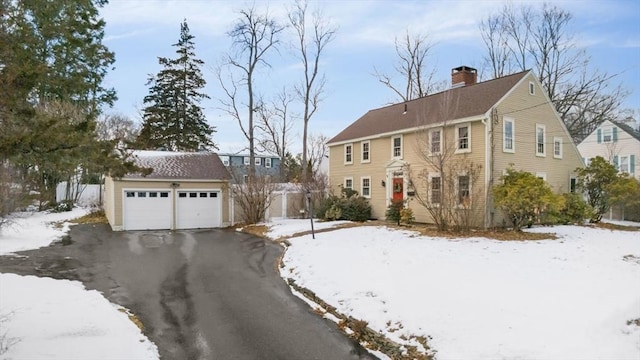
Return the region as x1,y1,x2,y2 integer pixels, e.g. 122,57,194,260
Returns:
263,217,352,240
0,209,159,359
278,220,640,360
0,207,90,255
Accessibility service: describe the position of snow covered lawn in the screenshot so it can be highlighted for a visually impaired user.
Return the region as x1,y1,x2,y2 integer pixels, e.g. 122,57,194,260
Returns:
279,221,640,359
0,209,159,359
0,207,90,255
263,217,352,240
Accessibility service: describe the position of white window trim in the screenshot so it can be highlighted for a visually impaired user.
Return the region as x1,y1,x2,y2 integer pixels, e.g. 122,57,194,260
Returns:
361,176,371,198
429,128,442,155
243,157,250,166
428,173,442,207
529,81,535,95
361,140,371,163
344,143,353,164
503,117,515,153
619,155,630,174
221,156,230,166
391,135,403,159
553,136,563,159
536,124,546,157
265,158,272,168
455,123,471,154
344,177,354,190
602,126,613,143
536,172,547,181
255,157,261,166
456,174,472,207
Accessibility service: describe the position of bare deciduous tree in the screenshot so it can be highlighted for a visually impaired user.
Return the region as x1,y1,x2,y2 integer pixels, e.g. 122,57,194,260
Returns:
229,168,276,224
306,133,328,176
479,3,627,142
406,92,483,232
218,5,284,177
96,113,139,145
256,88,296,180
373,30,443,102
289,0,335,182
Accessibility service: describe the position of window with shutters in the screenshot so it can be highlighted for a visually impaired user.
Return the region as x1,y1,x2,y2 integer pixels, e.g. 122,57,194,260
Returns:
602,127,612,142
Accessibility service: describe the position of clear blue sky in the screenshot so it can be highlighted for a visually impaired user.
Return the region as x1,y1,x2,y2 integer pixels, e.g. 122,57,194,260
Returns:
100,0,640,153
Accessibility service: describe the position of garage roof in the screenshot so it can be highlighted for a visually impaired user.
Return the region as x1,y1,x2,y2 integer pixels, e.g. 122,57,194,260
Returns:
126,151,231,180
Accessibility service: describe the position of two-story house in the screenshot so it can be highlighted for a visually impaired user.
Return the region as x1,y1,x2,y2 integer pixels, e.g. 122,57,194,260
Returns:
218,153,282,182
327,66,584,228
577,119,639,179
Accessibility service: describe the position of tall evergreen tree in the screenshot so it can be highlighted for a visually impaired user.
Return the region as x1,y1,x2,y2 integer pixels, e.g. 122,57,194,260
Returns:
1,0,138,209
137,20,215,152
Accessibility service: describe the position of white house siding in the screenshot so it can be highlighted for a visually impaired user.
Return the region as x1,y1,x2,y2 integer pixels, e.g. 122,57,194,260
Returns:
578,120,640,180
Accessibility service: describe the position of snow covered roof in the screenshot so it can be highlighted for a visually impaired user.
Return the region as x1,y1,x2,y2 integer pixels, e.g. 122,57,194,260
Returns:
125,150,231,181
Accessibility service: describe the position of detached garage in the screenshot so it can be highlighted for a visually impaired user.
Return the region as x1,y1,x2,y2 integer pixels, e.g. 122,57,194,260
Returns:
104,151,231,231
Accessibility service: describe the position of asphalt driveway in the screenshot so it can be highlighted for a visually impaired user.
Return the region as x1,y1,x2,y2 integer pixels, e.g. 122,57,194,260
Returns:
0,224,376,359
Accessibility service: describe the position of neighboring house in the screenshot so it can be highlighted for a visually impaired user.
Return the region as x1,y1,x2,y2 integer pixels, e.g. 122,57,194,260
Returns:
104,151,231,231
577,120,639,179
218,153,281,182
327,66,584,228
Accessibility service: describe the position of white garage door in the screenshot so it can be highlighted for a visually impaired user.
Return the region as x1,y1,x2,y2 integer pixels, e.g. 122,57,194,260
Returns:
123,190,172,230
176,190,221,229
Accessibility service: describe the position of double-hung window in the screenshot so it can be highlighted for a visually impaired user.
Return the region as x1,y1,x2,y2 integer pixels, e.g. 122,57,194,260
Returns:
244,157,250,166
265,158,272,168
344,177,353,190
344,143,353,164
430,129,441,154
536,124,546,157
361,177,371,198
602,127,612,142
458,175,470,206
361,140,370,163
255,157,261,166
553,137,563,159
456,124,470,153
430,176,441,205
392,135,402,158
503,117,514,152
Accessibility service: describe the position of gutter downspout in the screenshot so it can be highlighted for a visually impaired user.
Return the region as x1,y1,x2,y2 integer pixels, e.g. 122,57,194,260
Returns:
481,108,496,230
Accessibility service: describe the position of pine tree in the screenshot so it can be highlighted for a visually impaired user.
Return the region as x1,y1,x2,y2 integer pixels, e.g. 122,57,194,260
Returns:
1,0,138,208
137,20,216,152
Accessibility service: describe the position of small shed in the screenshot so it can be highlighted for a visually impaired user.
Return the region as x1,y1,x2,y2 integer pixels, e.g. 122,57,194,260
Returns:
104,151,231,231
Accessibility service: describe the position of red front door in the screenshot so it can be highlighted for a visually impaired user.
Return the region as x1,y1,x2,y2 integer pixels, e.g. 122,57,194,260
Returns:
392,178,403,202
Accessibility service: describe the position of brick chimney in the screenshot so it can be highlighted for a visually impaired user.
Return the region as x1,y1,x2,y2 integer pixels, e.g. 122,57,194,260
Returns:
451,66,477,87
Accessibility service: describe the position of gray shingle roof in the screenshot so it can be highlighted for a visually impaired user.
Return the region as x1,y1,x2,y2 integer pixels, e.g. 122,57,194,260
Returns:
328,70,530,144
126,151,231,180
612,120,640,142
